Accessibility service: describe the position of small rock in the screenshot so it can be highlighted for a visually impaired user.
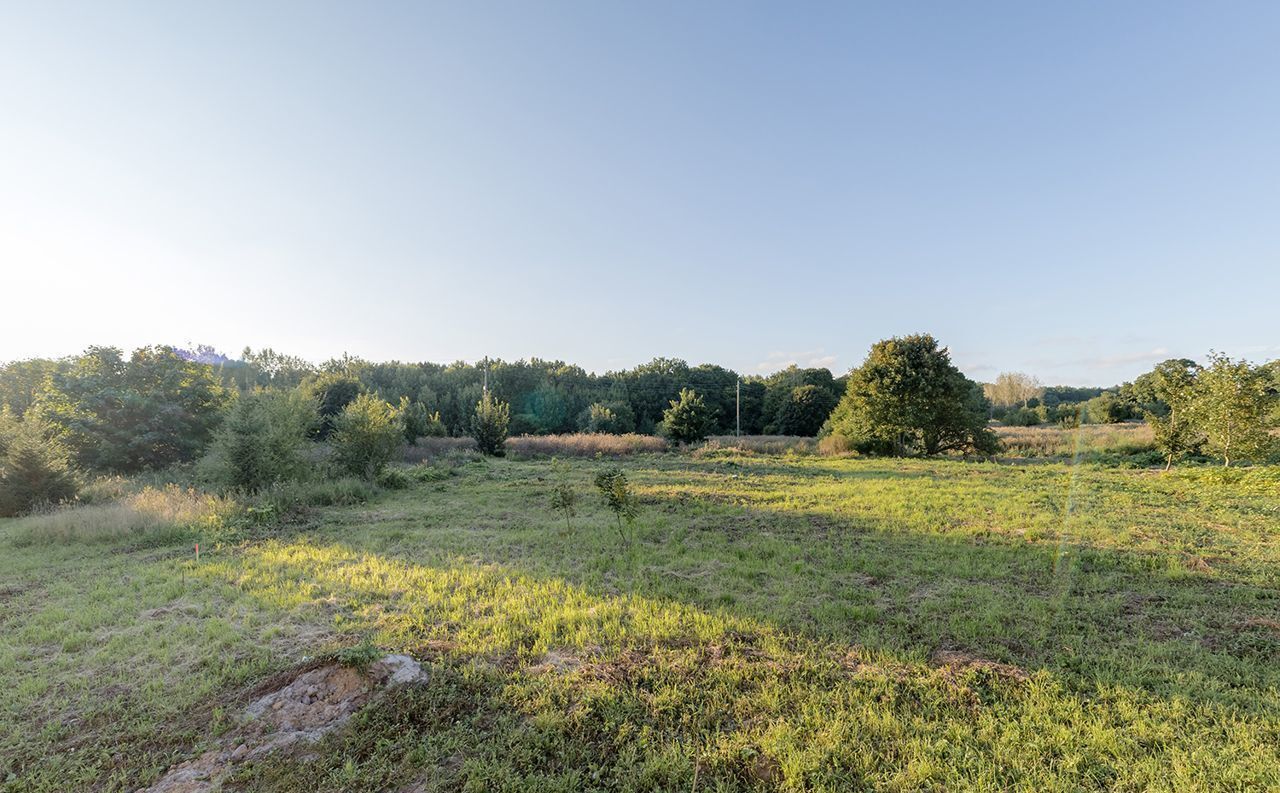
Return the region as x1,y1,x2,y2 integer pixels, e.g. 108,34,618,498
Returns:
271,699,284,711
230,744,248,760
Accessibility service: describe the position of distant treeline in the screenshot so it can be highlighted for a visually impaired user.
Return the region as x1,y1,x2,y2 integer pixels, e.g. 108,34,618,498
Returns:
0,345,854,446
1,343,1275,485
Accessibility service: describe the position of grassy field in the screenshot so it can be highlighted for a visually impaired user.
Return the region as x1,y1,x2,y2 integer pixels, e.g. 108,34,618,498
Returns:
2,453,1278,791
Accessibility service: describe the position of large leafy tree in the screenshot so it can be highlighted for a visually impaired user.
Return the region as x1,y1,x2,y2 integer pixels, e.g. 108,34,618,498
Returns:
1136,359,1203,470
1264,360,1280,426
775,384,839,436
761,366,841,434
34,346,228,472
734,379,768,435
0,359,66,416
983,372,1043,410
824,334,997,456
619,357,692,434
1192,353,1275,467
304,372,363,439
686,364,739,433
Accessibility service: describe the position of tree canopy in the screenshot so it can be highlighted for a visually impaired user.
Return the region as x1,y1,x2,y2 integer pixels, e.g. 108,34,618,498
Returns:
824,334,997,457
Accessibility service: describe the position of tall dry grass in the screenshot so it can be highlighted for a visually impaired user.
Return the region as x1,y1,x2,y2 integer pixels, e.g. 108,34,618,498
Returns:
698,435,820,456
506,433,669,458
403,437,479,463
8,485,240,546
995,422,1155,459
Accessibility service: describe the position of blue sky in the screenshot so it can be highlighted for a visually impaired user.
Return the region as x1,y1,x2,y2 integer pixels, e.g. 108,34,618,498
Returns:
2,2,1277,385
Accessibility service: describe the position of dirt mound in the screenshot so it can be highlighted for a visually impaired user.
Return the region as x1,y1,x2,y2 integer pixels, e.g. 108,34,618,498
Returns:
142,654,426,793
1240,617,1280,633
930,648,1029,682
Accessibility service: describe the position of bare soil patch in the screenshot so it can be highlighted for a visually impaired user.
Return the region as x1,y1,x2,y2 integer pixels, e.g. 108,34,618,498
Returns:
141,654,426,793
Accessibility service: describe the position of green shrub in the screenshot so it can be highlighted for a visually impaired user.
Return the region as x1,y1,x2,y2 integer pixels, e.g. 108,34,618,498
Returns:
259,476,377,512
1052,403,1084,427
409,463,454,483
331,394,404,479
471,393,510,457
661,388,714,444
1002,407,1041,427
1081,392,1134,424
201,389,316,491
335,638,382,670
376,466,412,490
306,373,363,439
594,466,639,543
0,418,78,517
305,477,379,506
579,401,636,434
397,397,445,443
775,384,839,436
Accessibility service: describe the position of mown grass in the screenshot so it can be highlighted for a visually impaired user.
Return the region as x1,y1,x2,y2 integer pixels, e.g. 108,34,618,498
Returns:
1,455,1277,791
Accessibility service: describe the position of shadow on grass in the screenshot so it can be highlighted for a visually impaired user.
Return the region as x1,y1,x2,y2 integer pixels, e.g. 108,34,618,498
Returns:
8,455,1278,791
171,457,1280,792
318,486,1280,709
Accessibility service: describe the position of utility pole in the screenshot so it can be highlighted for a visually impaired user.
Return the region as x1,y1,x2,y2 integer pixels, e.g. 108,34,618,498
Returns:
482,357,489,396
736,378,741,437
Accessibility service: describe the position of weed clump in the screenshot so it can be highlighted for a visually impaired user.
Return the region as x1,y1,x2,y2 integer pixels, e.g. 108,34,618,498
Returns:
335,638,383,671
375,467,412,490
594,466,639,543
548,459,579,533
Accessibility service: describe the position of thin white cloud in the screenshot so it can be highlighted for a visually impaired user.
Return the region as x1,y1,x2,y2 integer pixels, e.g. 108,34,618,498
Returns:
1092,347,1170,367
755,349,837,374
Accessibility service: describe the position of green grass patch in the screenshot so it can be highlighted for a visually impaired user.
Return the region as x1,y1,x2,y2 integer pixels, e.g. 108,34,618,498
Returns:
1,455,1277,791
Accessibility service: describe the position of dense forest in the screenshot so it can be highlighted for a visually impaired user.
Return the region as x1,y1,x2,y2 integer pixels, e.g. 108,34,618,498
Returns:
0,345,852,447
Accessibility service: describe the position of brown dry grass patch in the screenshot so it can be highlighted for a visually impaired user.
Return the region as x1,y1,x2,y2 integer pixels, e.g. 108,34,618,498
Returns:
505,433,668,457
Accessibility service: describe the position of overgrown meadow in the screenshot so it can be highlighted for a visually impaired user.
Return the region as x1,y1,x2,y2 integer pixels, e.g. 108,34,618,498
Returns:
2,446,1278,792
1,338,1277,791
